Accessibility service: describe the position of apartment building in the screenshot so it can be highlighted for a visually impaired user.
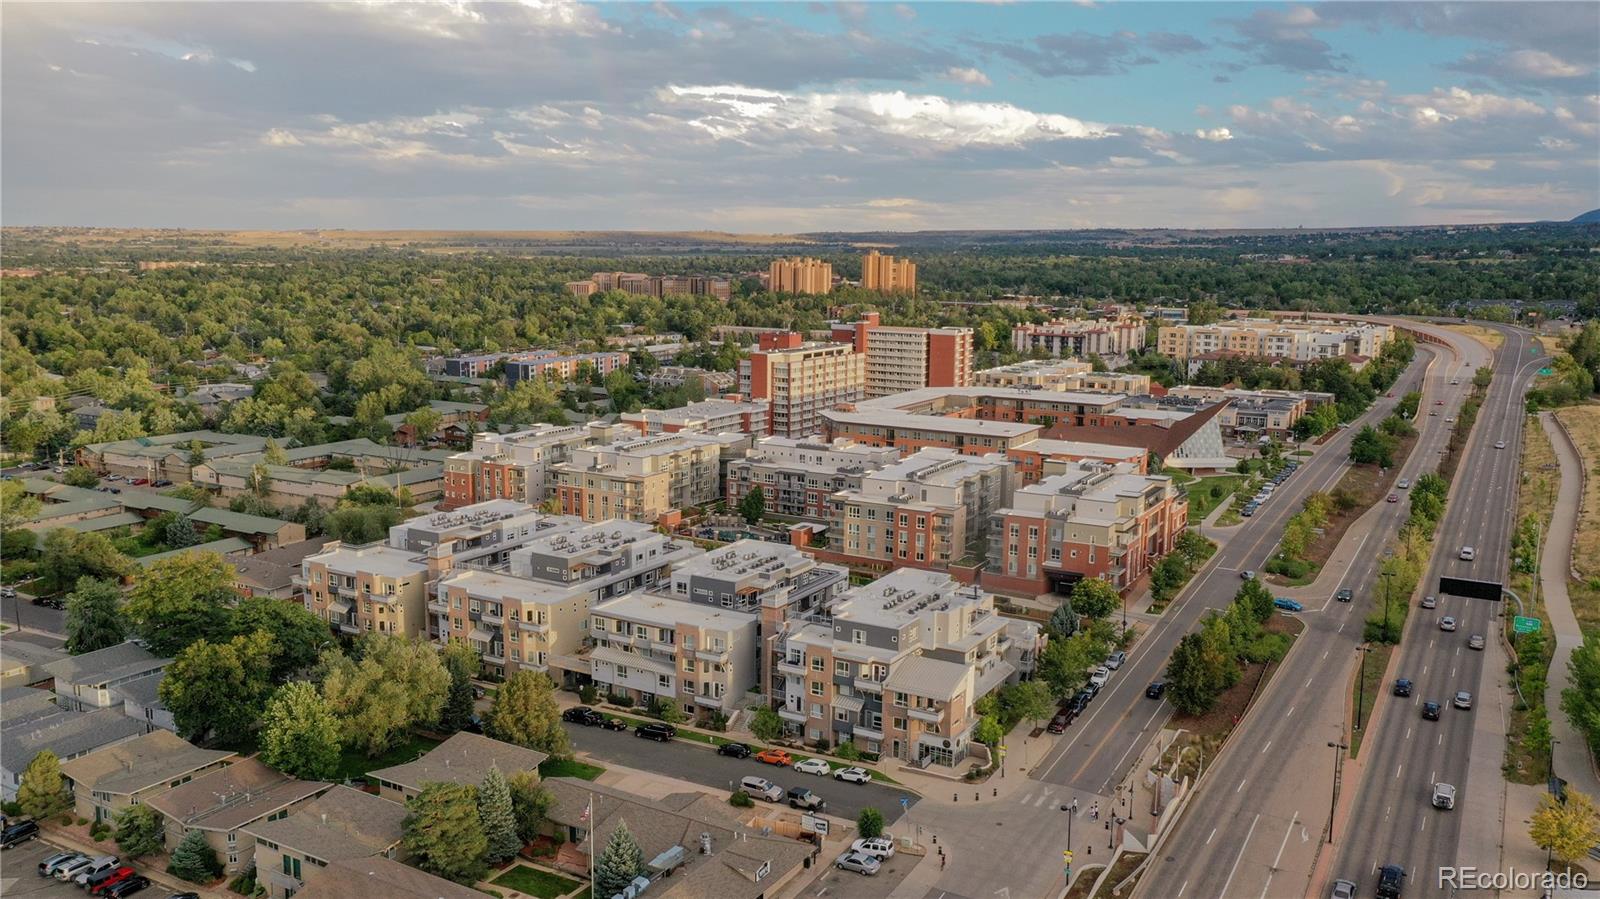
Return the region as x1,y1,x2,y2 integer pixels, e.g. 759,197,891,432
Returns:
444,351,549,378
620,398,770,437
581,272,732,301
146,758,330,874
440,424,592,509
725,436,901,520
739,332,865,438
245,786,407,899
433,520,700,682
647,366,737,394
777,569,1021,765
505,351,630,385
61,730,235,824
588,593,758,722
827,448,1012,570
1012,315,1148,363
974,359,1152,395
860,250,917,294
830,313,972,397
552,432,749,523
1004,437,1150,485
1156,318,1392,365
982,463,1188,598
768,257,833,295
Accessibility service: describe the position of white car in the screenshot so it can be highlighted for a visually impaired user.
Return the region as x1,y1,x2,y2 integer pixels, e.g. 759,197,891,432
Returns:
1494,441,1506,449
851,837,897,859
1439,616,1458,632
1459,546,1476,561
739,776,783,802
1432,783,1457,809
793,758,831,776
834,766,872,784
1088,667,1111,689
1397,478,1410,489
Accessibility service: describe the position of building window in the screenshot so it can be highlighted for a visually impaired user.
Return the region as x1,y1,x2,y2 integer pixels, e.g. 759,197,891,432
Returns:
834,660,850,677
810,681,823,697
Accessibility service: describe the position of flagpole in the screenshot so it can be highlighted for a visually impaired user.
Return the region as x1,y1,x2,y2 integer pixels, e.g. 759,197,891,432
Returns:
588,792,595,889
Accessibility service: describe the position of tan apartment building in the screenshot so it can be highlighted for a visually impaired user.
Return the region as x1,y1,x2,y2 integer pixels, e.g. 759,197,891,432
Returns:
830,312,972,397
860,250,917,294
739,332,865,438
1012,315,1148,363
588,592,759,723
975,359,1151,395
1156,318,1393,365
146,758,331,874
61,730,235,824
245,785,407,899
620,398,770,437
826,448,1012,570
768,257,832,295
440,424,593,509
553,432,750,523
725,436,900,521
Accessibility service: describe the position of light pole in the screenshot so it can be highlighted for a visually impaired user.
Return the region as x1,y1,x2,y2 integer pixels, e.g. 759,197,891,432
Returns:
1380,570,1396,642
1325,740,1348,842
1354,645,1372,730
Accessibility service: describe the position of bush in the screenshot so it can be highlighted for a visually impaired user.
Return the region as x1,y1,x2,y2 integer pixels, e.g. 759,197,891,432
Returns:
1265,557,1311,579
578,685,599,705
1240,633,1292,664
704,711,729,732
728,790,754,808
857,807,885,839
89,820,112,842
833,741,862,761
605,692,632,707
0,801,20,818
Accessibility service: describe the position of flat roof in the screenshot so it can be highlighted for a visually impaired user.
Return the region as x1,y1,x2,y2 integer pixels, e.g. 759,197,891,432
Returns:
306,542,427,579
823,409,1040,438
593,592,755,630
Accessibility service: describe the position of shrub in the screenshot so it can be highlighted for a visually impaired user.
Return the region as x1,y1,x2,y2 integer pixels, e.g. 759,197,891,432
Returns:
0,801,20,818
704,711,729,732
857,807,885,839
89,820,112,842
728,790,754,808
833,741,862,761
605,692,632,707
578,684,599,705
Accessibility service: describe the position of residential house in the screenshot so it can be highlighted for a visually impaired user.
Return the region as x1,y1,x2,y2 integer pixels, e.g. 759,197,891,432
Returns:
146,758,331,874
369,732,547,803
44,642,170,712
292,857,484,899
244,786,407,899
60,730,235,823
1,689,144,801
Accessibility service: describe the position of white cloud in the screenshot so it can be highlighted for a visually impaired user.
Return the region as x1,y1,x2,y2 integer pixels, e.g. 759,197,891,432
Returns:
944,67,992,87
1194,127,1233,141
261,128,302,147
1394,87,1546,123
1538,136,1576,151
1498,49,1589,80
1107,156,1149,167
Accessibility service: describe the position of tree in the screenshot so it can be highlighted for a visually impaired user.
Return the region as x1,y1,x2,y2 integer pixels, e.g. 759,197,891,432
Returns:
114,803,165,859
1047,597,1077,638
169,828,223,883
1528,790,1600,866
1175,531,1212,568
1562,632,1600,752
594,821,645,899
974,715,1004,746
16,750,71,820
64,577,127,654
403,407,444,446
320,635,449,756
403,782,488,885
230,597,330,680
0,479,42,531
1069,578,1120,620
440,640,481,735
164,515,200,549
262,438,290,466
1234,578,1275,625
259,681,342,780
35,529,132,596
62,466,100,488
738,486,766,524
478,765,522,865
1038,631,1103,699
749,706,784,742
1166,614,1240,715
856,807,886,839
1010,679,1056,731
508,772,552,845
1349,426,1395,467
160,631,277,745
123,553,238,655
187,440,206,467
1150,554,1189,605
486,670,571,759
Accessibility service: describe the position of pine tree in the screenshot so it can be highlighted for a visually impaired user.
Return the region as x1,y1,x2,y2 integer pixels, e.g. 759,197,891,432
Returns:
1047,597,1077,638
17,750,71,820
478,765,521,865
738,486,766,524
440,640,480,734
114,804,165,859
165,515,200,548
169,828,223,882
594,820,645,898
403,782,488,884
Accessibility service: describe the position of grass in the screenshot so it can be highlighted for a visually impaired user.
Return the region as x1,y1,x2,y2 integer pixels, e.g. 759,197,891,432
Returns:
572,888,592,899
539,757,604,781
1554,405,1600,587
1186,475,1244,521
490,865,581,899
1161,467,1197,485
332,734,442,784
1348,643,1394,759
1089,851,1148,899
1443,322,1506,351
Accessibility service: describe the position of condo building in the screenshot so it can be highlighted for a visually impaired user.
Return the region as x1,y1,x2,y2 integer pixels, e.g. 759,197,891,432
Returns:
826,448,1012,570
440,424,593,510
974,359,1152,395
725,437,901,521
860,250,917,294
830,312,972,397
505,351,630,385
620,398,770,437
768,258,833,295
739,333,865,439
552,432,751,523
1156,318,1392,365
1012,316,1148,363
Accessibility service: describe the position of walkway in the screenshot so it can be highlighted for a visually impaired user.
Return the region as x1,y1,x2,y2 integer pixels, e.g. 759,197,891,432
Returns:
1537,412,1600,799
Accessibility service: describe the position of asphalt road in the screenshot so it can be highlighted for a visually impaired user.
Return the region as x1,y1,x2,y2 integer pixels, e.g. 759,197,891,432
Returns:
2,591,65,637
1029,343,1438,798
558,721,918,825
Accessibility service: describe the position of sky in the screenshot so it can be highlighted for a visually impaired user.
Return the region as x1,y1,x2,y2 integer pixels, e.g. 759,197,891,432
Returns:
3,1,1597,231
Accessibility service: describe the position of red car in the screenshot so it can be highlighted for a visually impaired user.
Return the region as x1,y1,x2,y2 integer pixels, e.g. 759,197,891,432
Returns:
89,866,137,896
129,478,150,486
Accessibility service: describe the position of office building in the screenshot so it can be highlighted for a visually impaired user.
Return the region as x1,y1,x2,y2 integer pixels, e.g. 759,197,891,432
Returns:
504,351,630,385
740,333,865,438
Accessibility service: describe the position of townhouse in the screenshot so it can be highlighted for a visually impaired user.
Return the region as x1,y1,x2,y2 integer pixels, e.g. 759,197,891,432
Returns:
826,448,1012,571
245,786,407,899
1,687,144,802
60,730,236,824
145,758,331,874
724,436,900,521
293,857,484,899
552,432,751,524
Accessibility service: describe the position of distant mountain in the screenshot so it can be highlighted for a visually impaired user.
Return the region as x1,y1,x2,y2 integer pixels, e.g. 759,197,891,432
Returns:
1572,209,1600,223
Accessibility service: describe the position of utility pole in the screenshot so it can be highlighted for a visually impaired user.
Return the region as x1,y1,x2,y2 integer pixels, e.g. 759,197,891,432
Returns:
1381,570,1395,642
1355,644,1371,730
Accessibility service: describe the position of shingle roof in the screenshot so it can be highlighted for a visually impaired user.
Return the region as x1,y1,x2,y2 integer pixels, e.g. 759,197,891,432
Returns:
59,730,234,796
136,537,252,567
0,636,68,676
242,785,406,861
145,758,330,833
0,686,60,726
368,732,547,793
232,538,324,590
293,857,483,899
43,642,169,687
111,671,166,709
0,708,144,773
189,507,293,536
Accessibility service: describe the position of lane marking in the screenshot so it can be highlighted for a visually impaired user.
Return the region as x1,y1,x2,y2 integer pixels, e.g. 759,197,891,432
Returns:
1237,778,1247,793
1178,881,1189,898
1260,741,1272,755
1395,763,1404,780
1207,827,1217,846
1285,706,1295,718
1216,813,1261,899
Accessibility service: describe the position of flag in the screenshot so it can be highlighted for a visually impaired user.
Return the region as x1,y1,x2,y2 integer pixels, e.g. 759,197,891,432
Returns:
580,797,591,823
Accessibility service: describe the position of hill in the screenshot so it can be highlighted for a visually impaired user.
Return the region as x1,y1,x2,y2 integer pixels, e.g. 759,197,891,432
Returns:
1571,209,1600,224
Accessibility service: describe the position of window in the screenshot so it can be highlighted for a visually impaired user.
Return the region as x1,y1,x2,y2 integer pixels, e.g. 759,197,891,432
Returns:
810,656,823,671
852,629,866,645
283,855,302,879
834,660,850,677
809,681,823,697
657,674,671,689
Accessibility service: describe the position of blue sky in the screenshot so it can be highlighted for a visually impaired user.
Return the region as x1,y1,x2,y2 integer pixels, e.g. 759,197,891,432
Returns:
3,2,1596,230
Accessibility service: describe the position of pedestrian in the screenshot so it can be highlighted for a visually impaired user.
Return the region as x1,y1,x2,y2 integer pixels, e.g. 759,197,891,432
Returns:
942,854,947,870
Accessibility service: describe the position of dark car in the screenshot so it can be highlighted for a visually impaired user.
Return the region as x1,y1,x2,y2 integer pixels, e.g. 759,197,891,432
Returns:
716,741,752,759
1335,588,1353,603
463,714,484,734
1376,864,1406,898
166,894,201,899
31,596,64,609
634,722,676,742
1422,701,1441,721
103,875,151,898
1070,689,1094,713
1047,712,1070,734
1145,681,1167,700
1393,678,1413,697
86,866,136,895
562,706,604,726
599,716,628,731
0,819,39,849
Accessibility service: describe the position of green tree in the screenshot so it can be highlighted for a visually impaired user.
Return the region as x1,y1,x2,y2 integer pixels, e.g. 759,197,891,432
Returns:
1010,679,1056,731
62,466,100,488
259,681,342,780
164,515,201,549
1166,614,1240,715
113,803,165,859
1562,632,1600,752
64,576,127,654
1038,631,1103,699
187,440,206,467
1150,554,1189,604
1528,790,1600,866
594,821,645,898
402,407,444,446
403,782,488,885
856,807,886,839
439,640,482,734
508,772,552,845
738,486,766,524
0,479,42,530
230,597,330,680
123,552,237,655
478,765,522,864
1235,578,1275,625
486,670,571,759
1069,578,1120,620
262,438,290,466
160,631,278,745
169,828,223,883
35,529,132,596
1349,425,1395,467
16,750,71,820
974,715,1004,746
1047,597,1077,638
320,635,449,756
749,705,784,742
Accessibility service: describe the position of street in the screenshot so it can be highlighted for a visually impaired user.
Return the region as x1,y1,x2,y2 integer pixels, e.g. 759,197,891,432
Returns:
2,591,65,638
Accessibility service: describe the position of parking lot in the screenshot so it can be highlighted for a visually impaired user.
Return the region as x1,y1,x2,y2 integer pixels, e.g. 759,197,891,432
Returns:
789,840,921,898
2,839,119,898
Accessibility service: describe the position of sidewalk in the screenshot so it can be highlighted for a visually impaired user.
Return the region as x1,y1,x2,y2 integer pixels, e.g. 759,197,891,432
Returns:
1538,412,1600,799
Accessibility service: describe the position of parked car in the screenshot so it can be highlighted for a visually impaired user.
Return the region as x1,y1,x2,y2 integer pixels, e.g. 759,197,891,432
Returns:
1376,864,1406,898
1104,651,1127,670
716,742,752,759
1432,783,1456,810
850,837,896,859
739,776,783,802
599,717,628,731
562,706,604,726
1241,505,1257,518
1088,667,1111,688
1071,689,1094,712
129,478,149,486
787,787,825,811
0,818,38,849
835,851,882,876
754,748,793,766
1468,634,1485,650
55,855,109,882
1329,878,1357,899
1420,595,1437,609
1438,616,1457,631
1459,546,1476,561
40,851,87,877
1273,597,1304,613
32,596,64,609
1336,588,1353,603
834,766,872,784
152,479,173,488
0,585,16,599
793,758,831,776
1393,678,1413,697
85,865,136,895
103,875,151,898
1145,681,1167,700
1454,691,1473,710
633,722,675,742
1047,712,1071,734
1422,701,1442,720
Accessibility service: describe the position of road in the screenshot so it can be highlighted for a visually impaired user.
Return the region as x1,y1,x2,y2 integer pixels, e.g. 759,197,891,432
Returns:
557,721,917,825
1329,323,1545,897
2,591,65,637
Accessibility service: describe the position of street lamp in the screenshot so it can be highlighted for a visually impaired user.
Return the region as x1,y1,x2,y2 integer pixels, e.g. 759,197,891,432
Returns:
1354,645,1372,730
1380,570,1396,642
1326,739,1348,843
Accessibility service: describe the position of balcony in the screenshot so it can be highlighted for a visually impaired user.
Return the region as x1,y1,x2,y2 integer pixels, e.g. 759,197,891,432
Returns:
776,656,806,676
908,706,941,724
853,723,884,741
692,693,725,709
517,618,550,635
480,609,505,626
482,645,506,663
853,677,885,694
778,706,807,724
428,599,449,614
338,620,360,635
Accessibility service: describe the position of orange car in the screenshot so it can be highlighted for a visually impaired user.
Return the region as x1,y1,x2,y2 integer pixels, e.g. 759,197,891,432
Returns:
754,748,793,766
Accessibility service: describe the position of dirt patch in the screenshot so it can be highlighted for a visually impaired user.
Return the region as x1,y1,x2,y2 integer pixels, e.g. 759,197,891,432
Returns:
1554,404,1600,582
1444,323,1506,351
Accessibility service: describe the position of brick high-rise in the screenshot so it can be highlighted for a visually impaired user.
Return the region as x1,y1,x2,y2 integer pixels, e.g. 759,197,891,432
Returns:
830,312,972,397
739,332,864,438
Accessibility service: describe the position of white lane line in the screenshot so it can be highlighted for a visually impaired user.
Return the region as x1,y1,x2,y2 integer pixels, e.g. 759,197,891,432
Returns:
1207,827,1217,845
1305,677,1313,689
1395,763,1404,780
1430,770,1436,783
1422,664,1428,676
1338,621,1346,633
1260,741,1272,755
1438,733,1444,746
1237,778,1247,794
1286,706,1295,718
1405,728,1412,742
1178,881,1189,898
1217,813,1261,899
1020,792,1033,805
1322,650,1329,660
1421,815,1428,833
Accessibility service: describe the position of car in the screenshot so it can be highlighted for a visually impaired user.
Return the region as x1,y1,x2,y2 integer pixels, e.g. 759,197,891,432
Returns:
716,742,752,759
1422,701,1441,720
1468,634,1485,650
1429,410,1438,416
85,865,136,895
103,875,152,898
1376,864,1406,898
152,479,173,488
600,716,628,731
40,851,87,877
51,466,64,473
1459,546,1476,561
1432,783,1457,810
755,748,793,766
633,722,675,742
0,585,15,598
1421,595,1437,609
1393,678,1413,697
1241,505,1256,518
739,776,783,802
834,766,872,784
793,758,831,776
1336,588,1353,603
835,851,882,876
1397,478,1410,489
1047,712,1071,734
1454,691,1473,710
1240,569,1255,580
1436,399,1445,405
787,787,825,810
129,478,149,486
1494,441,1506,449
1387,493,1399,503
1273,597,1304,613
165,893,200,899
0,818,38,849
1104,651,1127,670
56,856,107,882
1386,392,1394,398
1145,681,1167,699
463,714,484,734
1088,667,1111,688
1070,689,1094,713
32,596,64,609
562,706,604,726
1450,378,1459,385
1330,878,1357,899
1439,616,1457,631
851,837,896,859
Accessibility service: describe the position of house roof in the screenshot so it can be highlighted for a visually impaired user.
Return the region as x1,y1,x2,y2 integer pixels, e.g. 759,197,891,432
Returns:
0,686,61,726
111,671,166,709
136,537,252,567
53,512,146,534
233,538,325,590
883,654,970,701
293,857,483,899
242,785,406,861
189,507,293,536
368,732,547,792
145,758,330,833
43,641,169,687
59,730,234,796
0,635,68,676
0,708,144,775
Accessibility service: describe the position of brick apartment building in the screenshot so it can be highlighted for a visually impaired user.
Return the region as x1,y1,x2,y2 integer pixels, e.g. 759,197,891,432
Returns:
830,312,972,397
739,333,865,438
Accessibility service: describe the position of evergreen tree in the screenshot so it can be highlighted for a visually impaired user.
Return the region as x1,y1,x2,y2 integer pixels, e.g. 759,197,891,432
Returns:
440,640,481,734
594,821,645,898
169,828,223,882
64,576,127,654
164,515,200,549
478,765,521,864
114,804,165,859
738,486,766,524
486,670,570,759
856,807,885,839
1047,596,1077,638
403,783,488,885
259,681,342,780
17,750,71,820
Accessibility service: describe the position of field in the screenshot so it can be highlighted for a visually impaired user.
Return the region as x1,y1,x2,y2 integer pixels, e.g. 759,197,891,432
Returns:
1443,323,1506,351
333,734,442,784
1186,475,1245,521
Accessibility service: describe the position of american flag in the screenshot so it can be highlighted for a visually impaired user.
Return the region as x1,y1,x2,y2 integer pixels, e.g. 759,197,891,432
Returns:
580,798,592,823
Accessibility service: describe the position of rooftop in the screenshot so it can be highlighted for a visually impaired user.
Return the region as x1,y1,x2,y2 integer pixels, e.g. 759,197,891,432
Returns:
883,654,970,701
146,758,330,833
44,641,169,687
60,730,233,796
137,537,252,567
306,541,428,580
823,409,1039,438
593,591,758,630
831,568,980,629
242,785,406,860
293,857,483,899
368,732,548,792
0,707,144,773
233,538,327,590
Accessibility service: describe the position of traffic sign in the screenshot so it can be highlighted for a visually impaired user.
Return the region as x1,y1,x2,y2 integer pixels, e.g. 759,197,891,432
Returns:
1539,368,1553,376
1513,616,1541,634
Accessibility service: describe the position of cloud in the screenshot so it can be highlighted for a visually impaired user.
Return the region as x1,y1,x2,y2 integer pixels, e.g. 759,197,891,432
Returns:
1222,6,1348,73
971,29,1206,78
943,66,992,87
1194,127,1233,142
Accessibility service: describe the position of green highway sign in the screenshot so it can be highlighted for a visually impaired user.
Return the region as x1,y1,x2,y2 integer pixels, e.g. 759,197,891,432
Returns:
1513,616,1541,634
1539,368,1553,376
